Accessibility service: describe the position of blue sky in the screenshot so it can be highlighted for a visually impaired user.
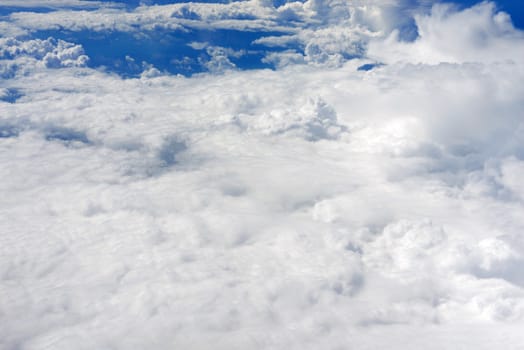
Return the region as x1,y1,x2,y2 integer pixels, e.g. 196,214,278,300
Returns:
454,0,524,27
1,0,523,77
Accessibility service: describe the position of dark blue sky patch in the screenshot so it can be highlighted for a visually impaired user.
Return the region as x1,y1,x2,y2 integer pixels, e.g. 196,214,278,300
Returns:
2,0,522,78
357,63,385,71
439,0,524,29
33,28,291,77
0,7,56,16
393,13,419,42
0,88,23,103
44,127,90,145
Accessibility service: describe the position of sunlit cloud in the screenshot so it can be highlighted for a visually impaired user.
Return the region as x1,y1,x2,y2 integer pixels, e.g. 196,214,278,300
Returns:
1,1,524,349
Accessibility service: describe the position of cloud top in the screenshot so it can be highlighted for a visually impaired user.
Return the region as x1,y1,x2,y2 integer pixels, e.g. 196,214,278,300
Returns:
1,1,524,349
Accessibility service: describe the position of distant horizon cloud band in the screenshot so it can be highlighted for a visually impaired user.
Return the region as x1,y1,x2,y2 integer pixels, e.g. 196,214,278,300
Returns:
1,1,524,349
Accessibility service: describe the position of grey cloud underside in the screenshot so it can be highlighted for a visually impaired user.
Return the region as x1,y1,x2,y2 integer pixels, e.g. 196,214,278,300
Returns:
2,1,524,349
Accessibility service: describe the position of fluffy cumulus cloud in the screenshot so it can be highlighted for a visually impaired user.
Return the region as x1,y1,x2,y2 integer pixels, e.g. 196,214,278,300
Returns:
0,37,88,78
369,2,524,64
1,1,524,349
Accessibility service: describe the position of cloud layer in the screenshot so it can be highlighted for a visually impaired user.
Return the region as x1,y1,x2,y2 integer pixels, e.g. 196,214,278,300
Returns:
1,1,524,349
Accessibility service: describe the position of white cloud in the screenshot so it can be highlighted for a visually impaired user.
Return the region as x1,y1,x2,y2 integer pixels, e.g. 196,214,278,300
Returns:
3,2,276,34
197,46,243,73
0,37,88,74
4,1,520,69
261,49,305,68
0,0,415,63
369,2,524,64
239,96,344,140
1,1,524,349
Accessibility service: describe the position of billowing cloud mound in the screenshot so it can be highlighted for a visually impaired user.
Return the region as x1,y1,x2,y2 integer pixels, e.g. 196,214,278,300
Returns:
369,2,524,64
0,37,88,71
1,1,524,349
